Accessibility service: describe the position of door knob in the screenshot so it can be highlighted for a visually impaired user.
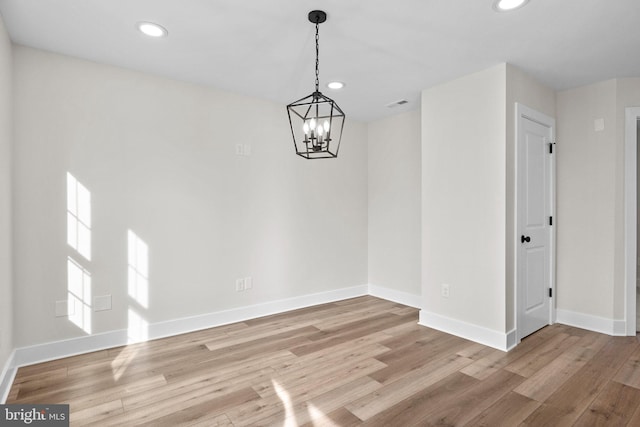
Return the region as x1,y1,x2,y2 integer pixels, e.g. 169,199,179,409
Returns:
521,235,531,243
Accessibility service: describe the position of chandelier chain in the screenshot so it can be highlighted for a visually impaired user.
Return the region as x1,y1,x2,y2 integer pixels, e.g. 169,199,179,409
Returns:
315,22,320,92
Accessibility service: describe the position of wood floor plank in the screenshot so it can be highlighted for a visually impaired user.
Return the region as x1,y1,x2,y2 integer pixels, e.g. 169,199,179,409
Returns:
460,324,572,381
205,325,319,359
12,366,68,385
522,337,638,426
162,349,296,383
625,400,640,426
13,368,168,405
6,383,19,402
13,350,110,380
456,342,499,361
513,342,596,402
360,371,479,427
572,380,640,427
370,332,469,384
311,302,402,331
418,369,526,426
289,313,415,357
228,358,386,425
133,388,256,427
613,344,640,389
70,399,123,425
181,413,233,427
295,376,382,425
120,366,275,411
7,297,640,427
363,369,525,427
247,376,381,427
252,356,387,401
203,320,321,352
100,387,260,427
242,301,344,327
265,343,389,390
377,324,440,351
65,374,167,413
504,332,579,377
301,407,364,427
345,354,474,421
463,391,540,426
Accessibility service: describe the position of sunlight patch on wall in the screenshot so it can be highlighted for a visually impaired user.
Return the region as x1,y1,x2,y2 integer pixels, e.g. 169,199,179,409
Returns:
128,230,149,309
66,172,92,334
127,308,148,344
67,172,91,261
67,256,92,334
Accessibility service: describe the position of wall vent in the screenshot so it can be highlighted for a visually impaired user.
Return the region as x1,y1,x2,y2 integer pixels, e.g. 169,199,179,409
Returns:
385,99,409,108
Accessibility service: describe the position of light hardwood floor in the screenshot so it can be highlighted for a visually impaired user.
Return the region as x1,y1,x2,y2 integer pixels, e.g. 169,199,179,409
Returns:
7,296,640,426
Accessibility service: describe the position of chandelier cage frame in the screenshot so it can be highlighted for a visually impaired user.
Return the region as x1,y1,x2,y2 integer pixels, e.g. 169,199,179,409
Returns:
286,10,346,160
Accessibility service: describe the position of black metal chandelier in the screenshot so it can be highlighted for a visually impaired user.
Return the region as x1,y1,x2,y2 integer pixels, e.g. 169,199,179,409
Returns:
287,10,345,159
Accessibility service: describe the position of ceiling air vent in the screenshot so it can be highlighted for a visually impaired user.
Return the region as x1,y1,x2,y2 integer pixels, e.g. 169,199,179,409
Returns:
386,99,409,108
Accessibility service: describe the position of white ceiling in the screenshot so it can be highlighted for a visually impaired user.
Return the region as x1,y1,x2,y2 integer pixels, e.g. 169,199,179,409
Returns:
1,0,639,122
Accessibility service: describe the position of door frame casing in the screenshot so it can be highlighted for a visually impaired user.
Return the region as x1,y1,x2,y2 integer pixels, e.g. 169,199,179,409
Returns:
624,107,640,335
514,103,557,343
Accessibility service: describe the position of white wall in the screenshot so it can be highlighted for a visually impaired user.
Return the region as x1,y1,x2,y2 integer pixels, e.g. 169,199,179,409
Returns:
420,64,555,348
615,78,640,320
555,78,640,330
421,64,507,335
556,80,618,320
367,110,421,301
0,14,13,378
12,46,368,348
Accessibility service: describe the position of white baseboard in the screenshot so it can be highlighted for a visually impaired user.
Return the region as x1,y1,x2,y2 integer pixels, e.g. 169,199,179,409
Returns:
10,284,370,370
368,284,421,308
556,309,628,336
418,309,516,352
0,350,16,404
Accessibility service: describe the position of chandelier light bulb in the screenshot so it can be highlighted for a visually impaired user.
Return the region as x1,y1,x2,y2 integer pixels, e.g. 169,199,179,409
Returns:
303,122,309,134
323,120,330,132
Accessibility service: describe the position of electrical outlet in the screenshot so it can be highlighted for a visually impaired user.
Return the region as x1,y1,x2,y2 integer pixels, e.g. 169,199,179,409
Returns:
235,144,244,156
236,278,245,292
244,277,252,290
243,144,252,156
441,283,450,298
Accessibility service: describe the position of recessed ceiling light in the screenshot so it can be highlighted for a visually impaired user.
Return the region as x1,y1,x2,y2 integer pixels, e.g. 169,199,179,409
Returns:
137,22,168,38
327,81,345,90
493,0,529,12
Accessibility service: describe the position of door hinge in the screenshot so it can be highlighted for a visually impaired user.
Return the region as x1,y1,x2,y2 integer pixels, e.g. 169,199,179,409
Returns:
548,288,553,298
549,142,554,154
549,216,553,226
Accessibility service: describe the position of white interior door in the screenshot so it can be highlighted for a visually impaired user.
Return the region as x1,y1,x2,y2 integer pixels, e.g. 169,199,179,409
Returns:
516,104,555,341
